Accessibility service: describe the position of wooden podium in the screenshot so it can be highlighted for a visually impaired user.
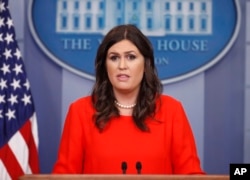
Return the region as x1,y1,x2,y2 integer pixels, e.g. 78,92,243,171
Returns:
19,174,229,180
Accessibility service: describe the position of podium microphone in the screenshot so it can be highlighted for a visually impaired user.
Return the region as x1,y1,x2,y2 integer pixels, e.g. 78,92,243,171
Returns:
121,161,127,174
136,161,142,174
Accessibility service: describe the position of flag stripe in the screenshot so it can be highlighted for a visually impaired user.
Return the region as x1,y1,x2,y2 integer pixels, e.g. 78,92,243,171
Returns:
0,144,24,179
30,113,39,149
19,115,39,173
0,160,11,180
9,126,32,174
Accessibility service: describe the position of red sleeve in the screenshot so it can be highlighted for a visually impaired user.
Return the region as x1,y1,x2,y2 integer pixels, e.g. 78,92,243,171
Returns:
52,102,85,173
171,101,205,174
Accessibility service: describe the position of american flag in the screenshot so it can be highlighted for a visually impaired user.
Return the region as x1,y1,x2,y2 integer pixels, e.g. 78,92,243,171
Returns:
0,0,40,179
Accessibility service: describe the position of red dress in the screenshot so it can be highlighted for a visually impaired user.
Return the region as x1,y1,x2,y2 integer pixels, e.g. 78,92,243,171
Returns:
52,95,204,174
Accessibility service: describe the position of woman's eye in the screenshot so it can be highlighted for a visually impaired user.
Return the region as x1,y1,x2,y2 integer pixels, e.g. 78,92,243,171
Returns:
110,56,118,61
127,54,136,60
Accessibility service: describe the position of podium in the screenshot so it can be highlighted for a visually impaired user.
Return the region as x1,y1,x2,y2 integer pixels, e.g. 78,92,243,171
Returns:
19,174,229,180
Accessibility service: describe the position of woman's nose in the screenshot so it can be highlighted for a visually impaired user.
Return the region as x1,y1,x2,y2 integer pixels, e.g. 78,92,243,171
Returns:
118,58,127,69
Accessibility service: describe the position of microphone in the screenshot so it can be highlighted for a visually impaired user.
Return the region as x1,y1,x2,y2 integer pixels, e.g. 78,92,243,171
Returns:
121,161,127,174
136,161,142,174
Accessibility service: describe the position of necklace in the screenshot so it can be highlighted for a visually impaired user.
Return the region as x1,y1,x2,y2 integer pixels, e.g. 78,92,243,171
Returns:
114,100,136,109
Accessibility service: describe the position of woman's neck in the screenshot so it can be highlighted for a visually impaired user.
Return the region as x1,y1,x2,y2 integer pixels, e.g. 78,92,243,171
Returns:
118,108,133,116
113,89,139,115
113,89,138,105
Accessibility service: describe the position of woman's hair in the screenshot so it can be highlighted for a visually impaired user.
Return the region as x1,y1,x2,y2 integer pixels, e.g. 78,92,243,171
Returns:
91,24,162,132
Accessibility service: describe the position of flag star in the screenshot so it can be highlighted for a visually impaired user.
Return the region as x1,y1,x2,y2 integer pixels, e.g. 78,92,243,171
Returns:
4,33,14,45
22,94,32,106
3,48,12,60
8,94,18,106
0,95,6,104
13,64,23,75
5,108,16,120
0,78,8,90
6,17,13,29
0,110,3,118
10,78,21,90
1,63,11,75
0,2,5,12
23,79,30,90
14,48,22,60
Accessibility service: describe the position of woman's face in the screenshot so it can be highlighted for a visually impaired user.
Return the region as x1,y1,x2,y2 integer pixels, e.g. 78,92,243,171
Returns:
106,39,145,94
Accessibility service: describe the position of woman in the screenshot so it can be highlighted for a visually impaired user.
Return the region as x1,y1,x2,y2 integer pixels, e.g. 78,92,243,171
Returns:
52,24,205,174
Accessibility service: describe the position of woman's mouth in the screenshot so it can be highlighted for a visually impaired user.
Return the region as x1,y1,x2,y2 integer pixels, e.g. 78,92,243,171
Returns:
117,74,130,81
